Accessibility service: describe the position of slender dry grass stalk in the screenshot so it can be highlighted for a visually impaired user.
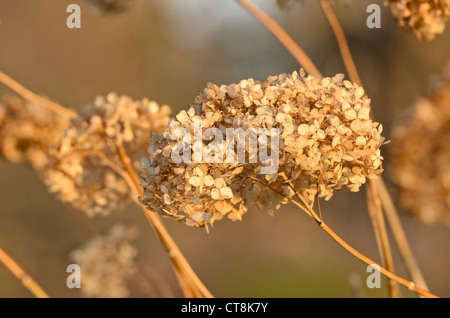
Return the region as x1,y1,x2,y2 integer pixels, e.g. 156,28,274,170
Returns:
320,1,362,87
377,179,430,292
237,0,322,79
367,178,397,297
0,248,50,298
246,176,437,298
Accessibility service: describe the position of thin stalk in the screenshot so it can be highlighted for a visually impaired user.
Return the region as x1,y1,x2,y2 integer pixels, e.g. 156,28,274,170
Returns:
0,70,76,119
319,1,398,297
368,180,398,297
319,1,362,86
0,248,50,298
245,176,437,298
115,142,213,298
236,0,323,78
377,178,430,292
366,188,386,265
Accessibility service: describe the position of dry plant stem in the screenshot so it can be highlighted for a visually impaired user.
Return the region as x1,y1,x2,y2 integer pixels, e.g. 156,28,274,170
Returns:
377,178,430,292
366,189,386,265
245,176,437,298
291,185,435,298
115,142,213,298
236,0,322,79
368,180,397,298
171,263,195,298
317,220,436,297
0,248,50,298
319,1,362,86
319,1,398,297
0,70,76,119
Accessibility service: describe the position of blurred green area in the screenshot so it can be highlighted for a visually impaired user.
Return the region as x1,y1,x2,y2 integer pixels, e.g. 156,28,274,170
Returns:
0,0,449,298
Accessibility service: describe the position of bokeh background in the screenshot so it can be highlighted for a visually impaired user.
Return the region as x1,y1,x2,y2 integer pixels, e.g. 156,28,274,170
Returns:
0,0,449,297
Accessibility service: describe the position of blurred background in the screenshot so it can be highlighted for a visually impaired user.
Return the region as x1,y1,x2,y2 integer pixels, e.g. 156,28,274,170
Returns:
0,0,449,297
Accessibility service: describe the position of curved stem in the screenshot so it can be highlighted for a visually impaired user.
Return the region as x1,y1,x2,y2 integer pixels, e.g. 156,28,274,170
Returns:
0,248,50,298
320,1,362,86
236,0,323,79
0,70,76,119
246,176,437,298
291,186,436,298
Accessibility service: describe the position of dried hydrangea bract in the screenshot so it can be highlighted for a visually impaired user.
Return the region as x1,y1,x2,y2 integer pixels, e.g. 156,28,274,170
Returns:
0,95,68,171
391,64,450,226
139,70,385,228
44,93,171,217
70,225,138,298
387,0,450,40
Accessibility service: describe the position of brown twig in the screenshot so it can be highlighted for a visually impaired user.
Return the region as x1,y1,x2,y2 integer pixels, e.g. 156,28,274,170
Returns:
115,141,213,298
368,180,398,297
236,0,323,78
0,248,50,298
377,178,430,292
366,188,386,264
0,70,76,119
245,176,437,298
320,1,362,86
290,183,434,297
319,1,398,297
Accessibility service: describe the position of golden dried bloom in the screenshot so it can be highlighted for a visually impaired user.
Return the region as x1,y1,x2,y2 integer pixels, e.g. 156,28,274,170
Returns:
70,225,138,298
139,70,385,228
86,0,139,13
0,95,68,170
387,0,450,40
45,92,171,217
391,64,450,226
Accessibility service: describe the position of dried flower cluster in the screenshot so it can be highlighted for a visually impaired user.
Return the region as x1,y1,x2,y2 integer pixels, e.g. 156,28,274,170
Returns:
86,0,139,13
387,0,450,40
391,64,450,226
139,70,385,228
45,93,170,217
0,95,68,171
70,225,138,298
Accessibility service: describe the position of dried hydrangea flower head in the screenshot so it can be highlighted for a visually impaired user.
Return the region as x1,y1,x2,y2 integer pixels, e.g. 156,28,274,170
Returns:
139,70,385,228
0,95,68,171
387,0,450,40
86,0,139,13
45,92,170,217
70,224,138,298
391,64,450,226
